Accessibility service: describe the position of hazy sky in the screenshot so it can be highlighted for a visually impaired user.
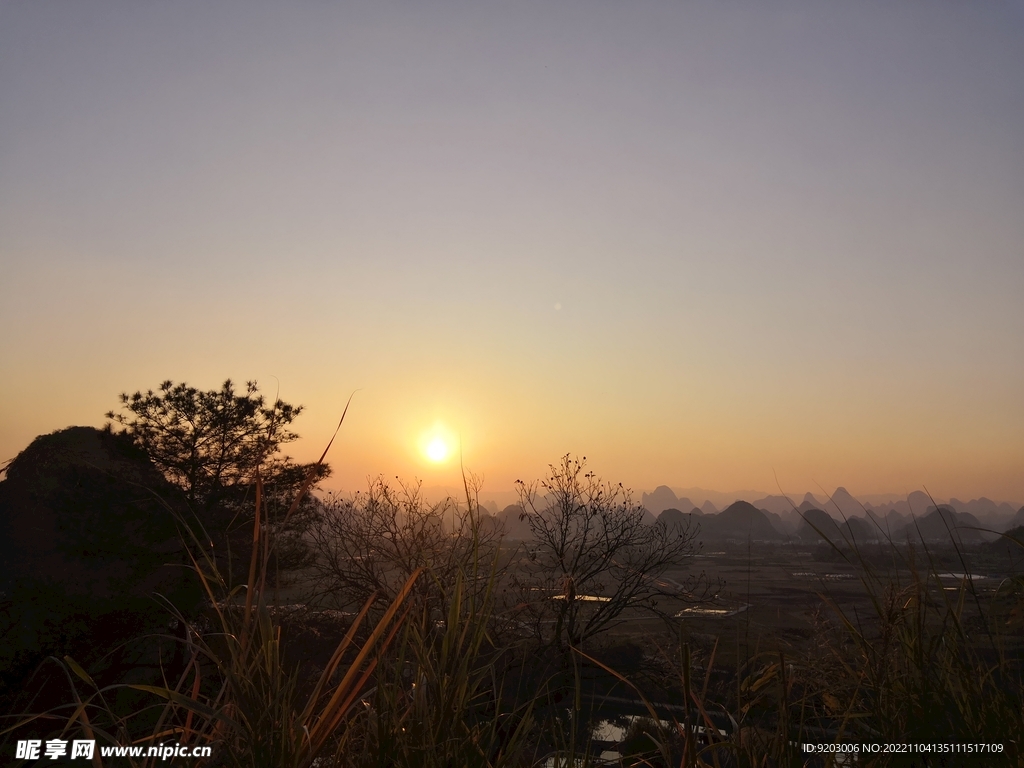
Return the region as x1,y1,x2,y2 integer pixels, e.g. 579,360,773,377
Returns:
2,1,1023,503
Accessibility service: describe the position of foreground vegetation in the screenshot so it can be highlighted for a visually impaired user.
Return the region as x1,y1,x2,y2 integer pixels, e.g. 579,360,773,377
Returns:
2,382,1022,766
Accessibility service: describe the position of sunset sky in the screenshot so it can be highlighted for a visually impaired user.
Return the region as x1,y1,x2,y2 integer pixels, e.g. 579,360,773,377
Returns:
2,2,1022,504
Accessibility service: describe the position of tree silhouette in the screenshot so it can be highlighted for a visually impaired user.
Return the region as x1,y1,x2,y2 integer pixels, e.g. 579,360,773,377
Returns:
514,455,703,650
106,379,328,576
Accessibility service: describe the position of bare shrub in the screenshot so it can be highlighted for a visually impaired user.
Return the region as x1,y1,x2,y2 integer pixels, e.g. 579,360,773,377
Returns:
307,476,506,618
512,455,705,650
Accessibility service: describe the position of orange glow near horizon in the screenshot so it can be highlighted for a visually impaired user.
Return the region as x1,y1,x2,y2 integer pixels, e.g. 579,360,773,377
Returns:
1,4,1022,505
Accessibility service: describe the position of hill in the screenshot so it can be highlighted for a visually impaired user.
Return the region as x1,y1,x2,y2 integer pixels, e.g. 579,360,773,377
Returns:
0,426,198,697
496,504,533,540
697,501,784,542
642,485,682,515
657,507,702,535
796,508,843,543
947,497,1018,529
897,506,986,543
1005,507,1024,532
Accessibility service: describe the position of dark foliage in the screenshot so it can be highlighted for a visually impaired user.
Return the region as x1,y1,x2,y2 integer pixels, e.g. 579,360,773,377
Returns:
106,379,329,580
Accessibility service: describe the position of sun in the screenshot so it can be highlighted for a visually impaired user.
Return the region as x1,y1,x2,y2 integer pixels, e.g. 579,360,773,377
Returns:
420,424,457,464
425,436,450,463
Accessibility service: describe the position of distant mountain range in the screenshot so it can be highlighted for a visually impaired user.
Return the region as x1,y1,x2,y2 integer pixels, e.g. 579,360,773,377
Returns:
418,482,1023,544
636,484,1021,535
654,486,772,511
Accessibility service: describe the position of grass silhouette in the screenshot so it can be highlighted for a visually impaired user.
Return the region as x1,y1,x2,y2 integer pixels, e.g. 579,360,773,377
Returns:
4,425,1022,767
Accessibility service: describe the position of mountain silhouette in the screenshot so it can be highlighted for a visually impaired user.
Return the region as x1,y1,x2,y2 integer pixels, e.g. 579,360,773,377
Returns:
840,516,877,542
947,497,1018,528
1005,507,1024,532
821,487,864,518
864,507,909,535
796,508,843,542
751,494,799,516
641,485,680,515
676,497,696,513
698,501,783,541
898,506,985,543
905,490,934,516
657,508,701,534
496,504,533,540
